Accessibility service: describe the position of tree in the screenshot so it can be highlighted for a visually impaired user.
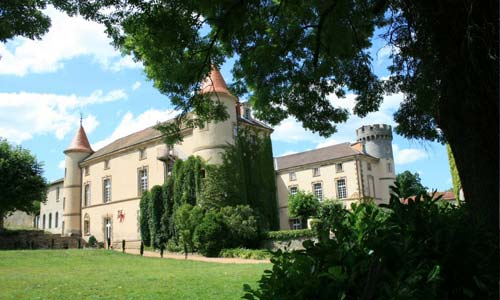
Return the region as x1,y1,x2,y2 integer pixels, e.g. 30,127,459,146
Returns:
395,171,428,198
139,191,151,246
174,203,204,259
68,0,497,227
288,191,320,229
0,139,47,230
149,185,164,248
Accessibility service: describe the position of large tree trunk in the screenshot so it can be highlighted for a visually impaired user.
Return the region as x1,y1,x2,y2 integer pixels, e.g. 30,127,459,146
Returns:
437,0,498,229
0,212,4,230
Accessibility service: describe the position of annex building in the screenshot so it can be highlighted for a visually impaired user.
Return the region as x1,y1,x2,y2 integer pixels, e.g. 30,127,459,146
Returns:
37,69,396,244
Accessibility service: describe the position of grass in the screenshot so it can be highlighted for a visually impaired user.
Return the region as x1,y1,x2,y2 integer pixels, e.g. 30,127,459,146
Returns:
0,249,270,300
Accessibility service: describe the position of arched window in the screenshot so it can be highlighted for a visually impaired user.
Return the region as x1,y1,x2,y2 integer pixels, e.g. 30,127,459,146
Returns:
42,214,46,229
84,214,90,236
55,212,59,228
48,213,52,229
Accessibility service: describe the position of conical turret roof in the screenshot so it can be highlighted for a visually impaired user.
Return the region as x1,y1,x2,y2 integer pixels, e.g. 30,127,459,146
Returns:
200,67,233,96
65,125,93,154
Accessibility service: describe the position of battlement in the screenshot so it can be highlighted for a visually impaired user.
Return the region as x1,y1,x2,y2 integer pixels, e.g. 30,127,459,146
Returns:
356,124,393,142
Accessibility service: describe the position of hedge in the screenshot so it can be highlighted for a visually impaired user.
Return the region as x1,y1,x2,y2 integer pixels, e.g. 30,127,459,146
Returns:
219,248,271,260
265,229,315,241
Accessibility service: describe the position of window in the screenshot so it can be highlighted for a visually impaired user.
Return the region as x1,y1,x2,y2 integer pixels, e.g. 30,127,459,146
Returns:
313,183,323,201
65,168,67,178
313,167,321,177
63,197,65,210
290,218,302,230
84,183,91,207
103,178,111,203
55,212,58,228
244,108,251,119
104,159,110,169
139,149,147,160
84,166,89,176
42,214,46,229
336,179,347,199
289,172,297,181
84,214,90,236
56,187,60,202
387,162,392,173
289,186,298,195
138,167,149,195
367,162,372,171
48,213,52,229
336,163,343,173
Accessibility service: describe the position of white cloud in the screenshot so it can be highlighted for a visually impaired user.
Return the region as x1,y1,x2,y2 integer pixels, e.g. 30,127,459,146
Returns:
278,150,298,157
0,6,141,76
58,160,65,170
272,93,404,148
0,89,126,143
92,109,180,150
393,144,428,165
131,81,142,91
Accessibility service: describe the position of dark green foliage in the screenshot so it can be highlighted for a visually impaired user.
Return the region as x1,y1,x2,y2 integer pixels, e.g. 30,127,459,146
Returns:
87,235,97,247
160,177,175,241
193,210,227,257
219,205,260,248
219,248,271,260
172,157,204,208
288,191,320,227
174,204,204,258
395,170,428,198
446,144,462,201
265,229,316,242
0,139,47,229
244,187,498,299
149,185,164,248
139,191,151,247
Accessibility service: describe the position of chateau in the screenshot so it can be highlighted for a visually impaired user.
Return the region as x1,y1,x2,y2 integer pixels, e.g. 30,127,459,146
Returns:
37,69,395,244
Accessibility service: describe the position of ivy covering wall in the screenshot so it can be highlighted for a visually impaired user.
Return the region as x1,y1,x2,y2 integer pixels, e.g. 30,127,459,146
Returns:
139,127,279,250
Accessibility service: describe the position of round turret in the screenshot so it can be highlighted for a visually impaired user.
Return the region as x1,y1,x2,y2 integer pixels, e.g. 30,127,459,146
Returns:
356,124,393,160
192,68,238,164
62,124,93,236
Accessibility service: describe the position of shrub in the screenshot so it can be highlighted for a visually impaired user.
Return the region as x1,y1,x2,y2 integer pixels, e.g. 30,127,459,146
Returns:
220,205,259,248
219,248,271,260
87,235,97,247
166,239,183,252
175,203,204,258
149,185,164,248
193,210,227,257
243,187,498,299
288,191,320,227
139,191,151,247
265,229,315,241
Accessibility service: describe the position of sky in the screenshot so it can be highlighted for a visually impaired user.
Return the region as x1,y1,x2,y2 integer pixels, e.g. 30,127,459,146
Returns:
0,6,452,191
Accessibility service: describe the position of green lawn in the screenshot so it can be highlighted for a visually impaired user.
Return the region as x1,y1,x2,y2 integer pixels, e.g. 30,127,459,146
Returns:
0,250,269,300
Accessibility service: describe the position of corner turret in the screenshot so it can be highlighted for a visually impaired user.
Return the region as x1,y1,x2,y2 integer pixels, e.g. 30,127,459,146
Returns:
62,122,93,236
192,67,238,164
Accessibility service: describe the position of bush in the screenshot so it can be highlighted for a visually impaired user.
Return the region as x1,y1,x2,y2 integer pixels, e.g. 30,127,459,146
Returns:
243,187,498,299
165,239,183,252
139,191,151,247
220,205,259,248
193,210,227,257
219,248,271,260
265,229,315,241
87,235,97,247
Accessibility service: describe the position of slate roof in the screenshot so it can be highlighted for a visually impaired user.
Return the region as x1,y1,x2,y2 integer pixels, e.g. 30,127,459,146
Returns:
275,142,363,171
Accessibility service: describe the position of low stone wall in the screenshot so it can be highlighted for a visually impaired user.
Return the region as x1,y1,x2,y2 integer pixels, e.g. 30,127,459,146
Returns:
263,237,317,251
0,230,83,250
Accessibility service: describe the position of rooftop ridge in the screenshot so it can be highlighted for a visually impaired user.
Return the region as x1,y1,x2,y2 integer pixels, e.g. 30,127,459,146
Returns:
276,142,351,158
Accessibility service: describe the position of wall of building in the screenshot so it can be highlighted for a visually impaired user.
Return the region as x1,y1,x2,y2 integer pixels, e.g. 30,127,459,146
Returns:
3,211,35,229
39,182,64,234
276,159,362,230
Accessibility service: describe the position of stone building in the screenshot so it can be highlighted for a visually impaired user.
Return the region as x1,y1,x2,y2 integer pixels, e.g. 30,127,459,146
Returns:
37,69,272,245
275,124,396,229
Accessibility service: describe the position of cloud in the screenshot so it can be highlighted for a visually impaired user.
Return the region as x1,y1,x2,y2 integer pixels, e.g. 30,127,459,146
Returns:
393,144,428,165
278,150,299,157
92,109,180,150
0,89,126,143
0,6,141,76
131,81,141,91
272,93,404,147
58,160,65,170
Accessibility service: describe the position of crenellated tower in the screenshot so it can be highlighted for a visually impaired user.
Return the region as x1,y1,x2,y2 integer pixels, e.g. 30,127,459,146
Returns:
192,68,238,164
62,123,93,236
356,124,396,202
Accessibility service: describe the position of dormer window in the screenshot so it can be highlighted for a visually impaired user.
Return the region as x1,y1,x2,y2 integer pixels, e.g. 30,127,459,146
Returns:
244,107,251,119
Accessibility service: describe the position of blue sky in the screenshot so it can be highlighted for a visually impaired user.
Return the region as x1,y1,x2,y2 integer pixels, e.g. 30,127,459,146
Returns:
0,7,452,191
